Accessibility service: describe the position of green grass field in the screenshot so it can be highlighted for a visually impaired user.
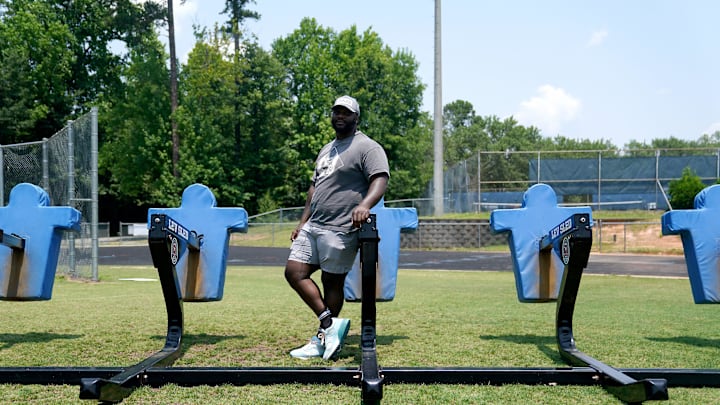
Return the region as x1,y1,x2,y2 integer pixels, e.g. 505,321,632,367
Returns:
1,265,720,404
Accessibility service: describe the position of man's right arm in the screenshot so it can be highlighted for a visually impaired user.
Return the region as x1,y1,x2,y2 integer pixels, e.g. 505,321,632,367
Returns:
291,184,315,241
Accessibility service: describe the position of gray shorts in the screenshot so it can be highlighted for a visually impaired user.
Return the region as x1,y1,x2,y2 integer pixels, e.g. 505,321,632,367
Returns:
288,223,359,274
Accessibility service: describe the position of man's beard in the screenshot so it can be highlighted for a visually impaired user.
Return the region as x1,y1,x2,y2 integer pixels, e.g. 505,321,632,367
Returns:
332,118,355,136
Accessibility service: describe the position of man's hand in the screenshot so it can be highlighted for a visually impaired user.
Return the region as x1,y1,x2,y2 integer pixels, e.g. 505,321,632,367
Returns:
351,205,372,228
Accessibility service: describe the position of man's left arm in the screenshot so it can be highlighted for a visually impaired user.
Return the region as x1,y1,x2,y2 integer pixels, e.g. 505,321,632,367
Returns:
351,173,389,228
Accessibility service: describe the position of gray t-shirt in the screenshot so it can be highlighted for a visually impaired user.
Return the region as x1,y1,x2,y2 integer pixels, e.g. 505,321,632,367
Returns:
308,131,390,232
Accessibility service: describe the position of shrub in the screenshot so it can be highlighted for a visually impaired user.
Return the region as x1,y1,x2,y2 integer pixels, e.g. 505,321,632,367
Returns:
668,167,707,209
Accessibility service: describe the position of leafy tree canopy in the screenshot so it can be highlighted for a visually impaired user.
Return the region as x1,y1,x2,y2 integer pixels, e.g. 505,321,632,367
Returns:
271,18,430,203
0,0,164,143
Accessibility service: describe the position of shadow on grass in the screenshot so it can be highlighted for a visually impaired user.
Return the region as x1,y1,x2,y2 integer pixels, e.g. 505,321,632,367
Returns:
334,333,565,364
337,334,409,362
149,333,246,345
147,333,247,359
0,332,82,350
646,336,720,349
481,334,562,362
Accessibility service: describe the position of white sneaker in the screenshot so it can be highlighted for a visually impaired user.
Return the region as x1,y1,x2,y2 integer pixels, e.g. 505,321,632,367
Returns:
290,335,324,359
321,318,351,360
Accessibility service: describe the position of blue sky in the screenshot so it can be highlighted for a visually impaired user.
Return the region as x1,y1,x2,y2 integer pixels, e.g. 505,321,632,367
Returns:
165,0,720,147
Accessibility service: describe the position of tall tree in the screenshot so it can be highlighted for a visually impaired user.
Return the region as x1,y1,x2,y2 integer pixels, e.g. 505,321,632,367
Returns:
442,106,543,166
0,0,164,143
443,100,478,132
0,0,75,143
173,26,292,213
443,100,485,164
219,0,260,188
175,28,239,206
0,46,38,143
167,0,180,178
271,18,430,202
474,115,544,190
99,34,174,205
220,0,260,57
233,41,295,212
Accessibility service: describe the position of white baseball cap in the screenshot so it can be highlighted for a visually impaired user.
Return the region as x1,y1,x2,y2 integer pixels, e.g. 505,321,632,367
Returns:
332,95,360,116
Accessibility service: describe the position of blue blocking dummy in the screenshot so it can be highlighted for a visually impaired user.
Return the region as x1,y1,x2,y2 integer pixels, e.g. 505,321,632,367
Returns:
661,184,720,304
490,184,593,302
344,198,418,302
0,183,81,300
148,184,248,301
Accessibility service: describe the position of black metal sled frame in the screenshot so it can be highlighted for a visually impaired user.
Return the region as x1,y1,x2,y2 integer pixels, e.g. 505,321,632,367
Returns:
75,213,385,403
79,214,201,402
0,228,25,251
358,214,383,404
547,213,667,403
3,214,720,403
0,228,27,298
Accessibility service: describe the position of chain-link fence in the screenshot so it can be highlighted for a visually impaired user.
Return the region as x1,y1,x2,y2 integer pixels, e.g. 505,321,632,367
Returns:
227,149,720,252
241,207,683,254
1,108,98,280
430,149,720,214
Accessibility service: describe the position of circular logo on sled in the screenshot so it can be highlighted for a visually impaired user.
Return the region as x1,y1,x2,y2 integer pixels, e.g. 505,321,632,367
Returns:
170,236,179,265
561,236,571,265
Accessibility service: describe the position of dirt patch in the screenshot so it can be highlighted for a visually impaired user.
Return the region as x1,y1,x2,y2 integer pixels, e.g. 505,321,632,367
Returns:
596,223,683,254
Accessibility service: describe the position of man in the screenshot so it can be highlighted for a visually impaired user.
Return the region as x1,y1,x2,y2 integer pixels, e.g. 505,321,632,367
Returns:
285,95,389,360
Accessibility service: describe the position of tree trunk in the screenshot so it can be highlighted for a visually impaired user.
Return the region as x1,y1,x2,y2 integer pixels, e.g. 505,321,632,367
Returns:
168,0,179,178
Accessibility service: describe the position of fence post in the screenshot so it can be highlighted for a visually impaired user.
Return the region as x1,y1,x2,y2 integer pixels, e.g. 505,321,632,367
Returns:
417,223,422,249
67,120,76,276
42,138,49,191
91,107,99,281
623,223,627,253
655,149,660,209
477,151,481,211
0,146,3,207
597,152,602,211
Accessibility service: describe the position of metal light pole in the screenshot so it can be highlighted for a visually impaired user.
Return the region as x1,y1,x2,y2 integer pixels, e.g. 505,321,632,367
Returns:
433,0,444,216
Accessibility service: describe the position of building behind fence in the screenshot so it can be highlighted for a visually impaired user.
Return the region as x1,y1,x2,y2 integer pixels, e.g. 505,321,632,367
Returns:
429,149,720,215
1,108,99,280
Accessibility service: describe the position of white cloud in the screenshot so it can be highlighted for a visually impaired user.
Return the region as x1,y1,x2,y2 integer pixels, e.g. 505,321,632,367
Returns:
174,1,199,36
586,30,608,47
705,122,720,135
176,0,199,19
514,85,581,135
